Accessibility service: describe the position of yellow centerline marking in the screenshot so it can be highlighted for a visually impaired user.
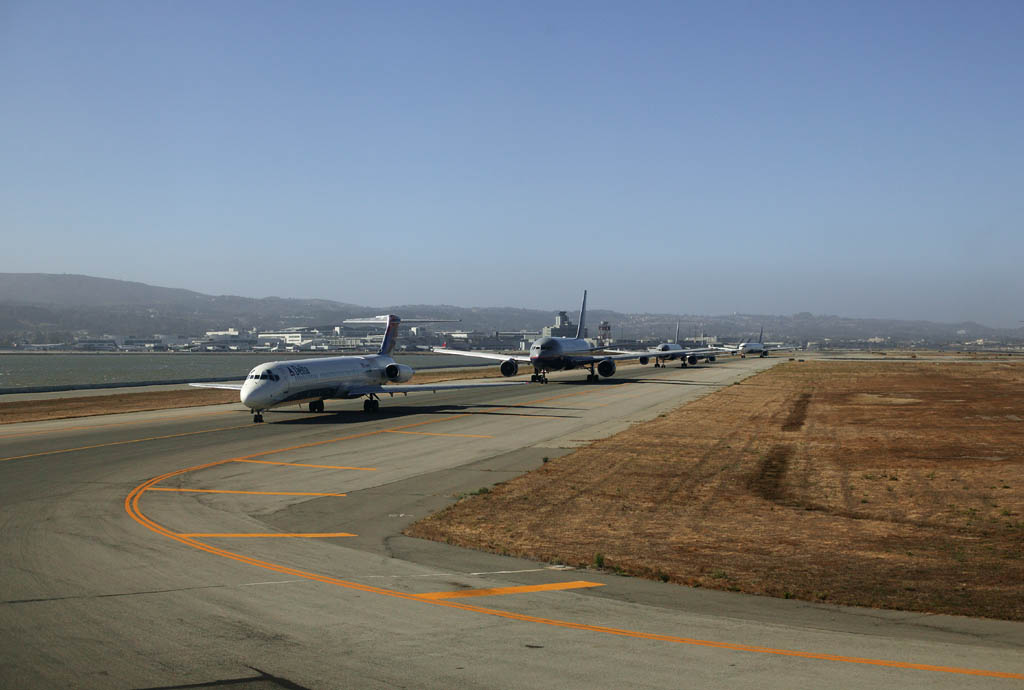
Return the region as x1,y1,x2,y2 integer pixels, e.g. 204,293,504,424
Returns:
0,423,253,463
231,459,377,471
2,381,604,464
125,466,1023,680
145,488,347,497
122,383,1024,681
417,581,604,599
180,532,356,538
384,430,493,438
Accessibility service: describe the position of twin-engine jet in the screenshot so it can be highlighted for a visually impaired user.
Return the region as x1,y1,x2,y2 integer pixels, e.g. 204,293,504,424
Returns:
433,291,647,383
606,323,719,368
714,327,787,358
192,315,525,423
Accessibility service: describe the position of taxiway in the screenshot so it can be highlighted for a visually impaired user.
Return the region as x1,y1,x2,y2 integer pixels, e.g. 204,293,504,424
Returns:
1,358,1021,689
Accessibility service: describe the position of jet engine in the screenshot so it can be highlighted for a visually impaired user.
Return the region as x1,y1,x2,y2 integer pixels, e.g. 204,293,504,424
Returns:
384,363,414,383
597,358,616,378
500,359,519,377
638,356,649,366
686,354,698,366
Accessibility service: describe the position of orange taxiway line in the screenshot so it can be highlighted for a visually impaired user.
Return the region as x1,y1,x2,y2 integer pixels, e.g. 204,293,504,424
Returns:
384,430,493,438
231,459,377,471
125,467,1024,681
180,532,356,538
145,488,347,497
3,382,606,465
122,401,1024,681
417,581,604,599
0,423,253,463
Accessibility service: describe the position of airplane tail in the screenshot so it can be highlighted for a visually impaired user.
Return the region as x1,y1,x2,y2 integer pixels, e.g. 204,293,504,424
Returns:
342,315,402,355
343,315,461,356
575,290,587,339
758,326,764,344
674,322,680,344
379,315,401,355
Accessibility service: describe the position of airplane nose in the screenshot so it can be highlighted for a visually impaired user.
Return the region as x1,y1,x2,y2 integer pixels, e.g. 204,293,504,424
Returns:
241,383,268,409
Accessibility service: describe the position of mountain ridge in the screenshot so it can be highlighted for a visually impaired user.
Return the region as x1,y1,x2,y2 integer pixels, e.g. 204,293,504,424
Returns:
0,273,1019,345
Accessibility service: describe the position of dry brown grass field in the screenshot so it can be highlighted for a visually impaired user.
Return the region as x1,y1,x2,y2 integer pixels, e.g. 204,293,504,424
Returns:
407,361,1024,620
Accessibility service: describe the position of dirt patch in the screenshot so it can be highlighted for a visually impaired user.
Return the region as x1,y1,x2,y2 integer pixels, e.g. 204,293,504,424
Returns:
0,367,508,424
781,393,811,431
406,361,1024,620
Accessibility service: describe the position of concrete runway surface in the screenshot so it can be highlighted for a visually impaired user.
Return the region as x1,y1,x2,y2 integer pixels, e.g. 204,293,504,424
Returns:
1,358,1022,689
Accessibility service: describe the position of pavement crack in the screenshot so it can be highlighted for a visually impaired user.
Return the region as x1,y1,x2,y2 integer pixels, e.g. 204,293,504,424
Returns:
3,583,227,605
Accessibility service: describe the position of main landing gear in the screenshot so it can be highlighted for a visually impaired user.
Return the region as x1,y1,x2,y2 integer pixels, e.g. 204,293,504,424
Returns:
308,400,325,413
363,395,381,412
585,363,600,382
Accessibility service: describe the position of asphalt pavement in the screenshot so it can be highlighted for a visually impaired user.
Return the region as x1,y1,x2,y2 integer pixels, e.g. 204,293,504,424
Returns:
1,358,1022,689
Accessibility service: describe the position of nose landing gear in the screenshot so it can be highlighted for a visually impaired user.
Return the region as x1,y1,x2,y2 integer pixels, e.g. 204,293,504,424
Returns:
252,411,264,423
531,370,549,383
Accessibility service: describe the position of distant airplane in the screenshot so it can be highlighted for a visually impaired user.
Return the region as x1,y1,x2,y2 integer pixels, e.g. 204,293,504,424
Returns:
607,323,719,368
714,326,788,358
192,315,526,423
432,290,644,383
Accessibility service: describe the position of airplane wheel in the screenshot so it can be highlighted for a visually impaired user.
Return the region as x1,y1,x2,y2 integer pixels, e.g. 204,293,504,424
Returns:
309,401,324,413
363,399,373,413
373,399,380,411
253,413,263,423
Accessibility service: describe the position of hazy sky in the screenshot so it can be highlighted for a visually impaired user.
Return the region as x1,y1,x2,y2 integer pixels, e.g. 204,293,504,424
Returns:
3,2,1022,326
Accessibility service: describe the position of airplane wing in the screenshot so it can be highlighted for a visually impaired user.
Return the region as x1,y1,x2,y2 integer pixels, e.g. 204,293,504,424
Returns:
606,348,720,358
346,381,528,396
189,382,244,390
564,352,665,364
431,347,532,363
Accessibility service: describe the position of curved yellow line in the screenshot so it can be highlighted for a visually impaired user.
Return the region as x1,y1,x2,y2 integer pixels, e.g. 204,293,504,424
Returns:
124,459,1023,680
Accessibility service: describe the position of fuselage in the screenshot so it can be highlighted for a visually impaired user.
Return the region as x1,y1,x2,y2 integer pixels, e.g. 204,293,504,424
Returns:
650,342,686,358
528,336,593,371
240,353,400,411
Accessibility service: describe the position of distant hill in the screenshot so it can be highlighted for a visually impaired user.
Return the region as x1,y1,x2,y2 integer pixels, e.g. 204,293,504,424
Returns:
0,273,1020,346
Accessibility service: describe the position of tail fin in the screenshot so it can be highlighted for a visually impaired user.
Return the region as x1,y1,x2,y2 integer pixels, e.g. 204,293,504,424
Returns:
342,315,402,355
758,326,764,344
379,315,401,354
575,290,587,339
674,322,680,344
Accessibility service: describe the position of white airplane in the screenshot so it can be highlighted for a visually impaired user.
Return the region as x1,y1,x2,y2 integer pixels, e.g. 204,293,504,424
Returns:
432,290,647,383
607,323,720,368
714,326,787,358
192,315,527,423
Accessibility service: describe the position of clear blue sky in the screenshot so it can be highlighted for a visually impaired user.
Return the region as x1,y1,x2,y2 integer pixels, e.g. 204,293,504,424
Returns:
3,1,1022,326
